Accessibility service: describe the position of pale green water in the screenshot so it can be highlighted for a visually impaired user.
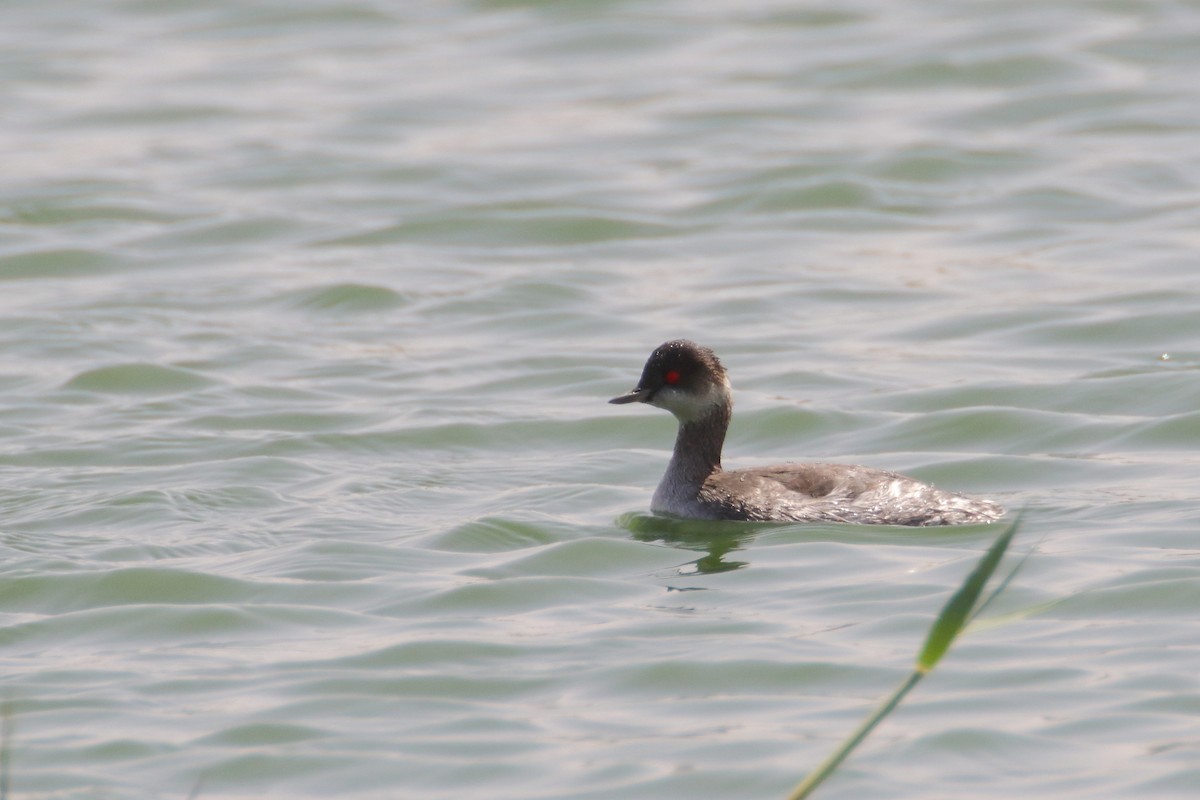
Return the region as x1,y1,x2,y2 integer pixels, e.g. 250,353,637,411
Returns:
2,1,1199,798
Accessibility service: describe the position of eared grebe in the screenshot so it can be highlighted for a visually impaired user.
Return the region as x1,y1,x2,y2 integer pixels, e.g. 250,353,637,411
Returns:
610,340,1003,526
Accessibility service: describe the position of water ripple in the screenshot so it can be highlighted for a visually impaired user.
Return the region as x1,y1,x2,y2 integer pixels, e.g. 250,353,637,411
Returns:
2,0,1199,798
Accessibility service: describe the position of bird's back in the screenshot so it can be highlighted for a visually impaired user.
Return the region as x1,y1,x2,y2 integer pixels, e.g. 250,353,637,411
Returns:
698,462,1004,526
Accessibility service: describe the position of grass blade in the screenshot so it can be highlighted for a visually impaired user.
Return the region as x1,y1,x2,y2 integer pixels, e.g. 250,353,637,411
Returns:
187,774,207,800
916,517,1020,673
785,671,924,800
970,518,1038,624
786,517,1023,800
1,701,11,800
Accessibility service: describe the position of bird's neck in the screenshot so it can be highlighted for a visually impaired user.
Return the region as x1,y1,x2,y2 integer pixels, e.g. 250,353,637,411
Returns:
664,400,731,490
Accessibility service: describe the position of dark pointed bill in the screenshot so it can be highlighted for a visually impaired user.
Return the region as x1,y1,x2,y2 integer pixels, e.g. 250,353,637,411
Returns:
609,387,650,404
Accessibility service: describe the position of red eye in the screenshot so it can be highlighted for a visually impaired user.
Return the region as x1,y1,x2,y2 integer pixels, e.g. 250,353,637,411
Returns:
664,370,681,385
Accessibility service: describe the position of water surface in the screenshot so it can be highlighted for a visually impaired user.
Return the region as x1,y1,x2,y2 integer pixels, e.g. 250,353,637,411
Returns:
3,1,1199,798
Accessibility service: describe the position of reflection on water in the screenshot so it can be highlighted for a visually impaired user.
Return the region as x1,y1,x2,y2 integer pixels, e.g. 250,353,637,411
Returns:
620,511,762,574
619,510,1006,575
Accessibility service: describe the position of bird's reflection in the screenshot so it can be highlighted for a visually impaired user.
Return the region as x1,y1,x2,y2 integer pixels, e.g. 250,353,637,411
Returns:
619,512,770,575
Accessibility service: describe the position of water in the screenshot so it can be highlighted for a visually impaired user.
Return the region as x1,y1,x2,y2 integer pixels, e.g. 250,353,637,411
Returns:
2,0,1199,797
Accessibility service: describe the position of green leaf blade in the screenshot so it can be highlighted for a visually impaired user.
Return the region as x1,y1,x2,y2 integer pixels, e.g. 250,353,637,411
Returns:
916,517,1021,672
785,670,925,800
785,516,1025,800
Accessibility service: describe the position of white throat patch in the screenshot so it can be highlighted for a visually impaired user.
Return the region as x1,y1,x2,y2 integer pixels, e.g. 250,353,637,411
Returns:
651,375,732,422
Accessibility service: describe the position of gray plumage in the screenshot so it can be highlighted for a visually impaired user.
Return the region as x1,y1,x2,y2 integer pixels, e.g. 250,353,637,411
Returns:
610,340,1004,526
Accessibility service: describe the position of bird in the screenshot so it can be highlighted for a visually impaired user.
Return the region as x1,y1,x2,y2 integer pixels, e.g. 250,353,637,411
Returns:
610,339,1004,526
